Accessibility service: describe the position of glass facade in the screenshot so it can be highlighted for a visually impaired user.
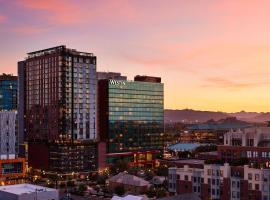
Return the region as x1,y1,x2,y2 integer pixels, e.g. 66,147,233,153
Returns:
107,80,164,153
0,76,17,111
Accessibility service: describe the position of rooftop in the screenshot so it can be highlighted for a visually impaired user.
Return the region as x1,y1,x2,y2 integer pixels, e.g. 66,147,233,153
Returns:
109,172,150,187
168,143,209,152
158,193,201,200
174,159,205,165
112,195,149,200
0,184,57,195
27,45,95,59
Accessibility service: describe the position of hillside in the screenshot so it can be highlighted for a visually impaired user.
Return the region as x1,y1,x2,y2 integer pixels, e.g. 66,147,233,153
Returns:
165,109,270,123
164,109,229,123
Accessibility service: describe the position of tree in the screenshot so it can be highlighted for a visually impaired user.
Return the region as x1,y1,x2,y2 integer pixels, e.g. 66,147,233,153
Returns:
114,185,125,196
156,188,167,198
145,170,154,181
96,174,107,185
110,160,129,175
178,151,191,158
67,180,75,187
146,186,156,198
156,166,168,177
78,184,87,193
127,166,141,176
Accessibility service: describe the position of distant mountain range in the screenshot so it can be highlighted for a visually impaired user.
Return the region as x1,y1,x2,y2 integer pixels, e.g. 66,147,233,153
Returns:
165,109,270,123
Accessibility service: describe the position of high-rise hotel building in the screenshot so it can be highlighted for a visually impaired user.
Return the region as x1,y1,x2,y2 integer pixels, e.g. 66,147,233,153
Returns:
18,46,97,173
98,76,164,169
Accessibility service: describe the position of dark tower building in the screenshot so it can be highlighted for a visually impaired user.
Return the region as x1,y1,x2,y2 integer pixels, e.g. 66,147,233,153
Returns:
97,76,164,169
18,46,97,174
0,74,17,111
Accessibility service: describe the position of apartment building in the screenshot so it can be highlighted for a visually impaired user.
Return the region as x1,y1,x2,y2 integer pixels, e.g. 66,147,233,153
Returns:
168,162,270,200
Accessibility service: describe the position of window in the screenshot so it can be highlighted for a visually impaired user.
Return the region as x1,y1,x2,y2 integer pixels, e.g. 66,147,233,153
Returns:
232,181,236,187
232,191,236,198
255,184,259,190
255,174,260,181
220,170,223,177
212,189,215,195
208,169,211,175
248,183,252,190
253,151,258,158
193,177,197,183
248,173,252,180
185,175,188,181
212,179,215,185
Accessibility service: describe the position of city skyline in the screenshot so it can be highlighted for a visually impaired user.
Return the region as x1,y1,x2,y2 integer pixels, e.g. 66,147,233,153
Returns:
1,0,270,112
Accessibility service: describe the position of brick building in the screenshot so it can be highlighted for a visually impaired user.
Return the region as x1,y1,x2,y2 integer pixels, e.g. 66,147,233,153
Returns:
168,163,270,200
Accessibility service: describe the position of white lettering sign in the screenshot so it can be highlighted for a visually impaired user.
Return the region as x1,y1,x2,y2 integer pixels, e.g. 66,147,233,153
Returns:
109,80,126,85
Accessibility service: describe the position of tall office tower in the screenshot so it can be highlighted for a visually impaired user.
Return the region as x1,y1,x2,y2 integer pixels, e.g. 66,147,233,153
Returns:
18,46,97,174
0,111,26,185
0,74,17,111
97,72,127,80
97,76,164,169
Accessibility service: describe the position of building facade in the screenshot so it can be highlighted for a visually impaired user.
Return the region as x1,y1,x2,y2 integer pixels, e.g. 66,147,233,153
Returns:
0,111,26,185
218,127,270,165
0,111,16,159
97,72,127,81
98,76,164,169
168,163,270,200
0,184,59,200
18,45,97,173
0,74,17,111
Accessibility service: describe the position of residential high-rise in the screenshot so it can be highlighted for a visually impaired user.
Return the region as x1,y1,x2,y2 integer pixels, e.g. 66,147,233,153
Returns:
97,76,164,169
18,45,97,173
0,74,17,111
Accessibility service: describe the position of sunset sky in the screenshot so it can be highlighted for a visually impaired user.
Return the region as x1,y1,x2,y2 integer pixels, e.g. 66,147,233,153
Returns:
1,0,270,112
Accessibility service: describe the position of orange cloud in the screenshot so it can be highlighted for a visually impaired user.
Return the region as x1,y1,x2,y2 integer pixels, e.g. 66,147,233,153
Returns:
201,77,258,90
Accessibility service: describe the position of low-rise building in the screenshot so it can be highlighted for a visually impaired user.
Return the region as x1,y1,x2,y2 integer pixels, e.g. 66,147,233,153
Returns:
109,172,150,194
168,162,270,200
0,184,58,200
112,195,149,200
219,127,270,164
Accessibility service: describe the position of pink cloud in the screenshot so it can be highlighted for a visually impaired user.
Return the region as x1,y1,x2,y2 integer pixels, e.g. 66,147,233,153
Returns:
15,0,141,25
11,26,49,35
0,15,6,23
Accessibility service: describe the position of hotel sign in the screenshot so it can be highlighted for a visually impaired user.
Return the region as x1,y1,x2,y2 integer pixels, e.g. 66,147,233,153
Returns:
109,80,126,86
